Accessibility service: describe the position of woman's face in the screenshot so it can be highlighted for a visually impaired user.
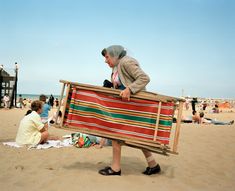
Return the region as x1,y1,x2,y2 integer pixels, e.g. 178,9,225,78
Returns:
104,53,116,68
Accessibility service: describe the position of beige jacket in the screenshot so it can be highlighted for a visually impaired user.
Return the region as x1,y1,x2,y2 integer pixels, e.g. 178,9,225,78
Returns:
117,56,150,94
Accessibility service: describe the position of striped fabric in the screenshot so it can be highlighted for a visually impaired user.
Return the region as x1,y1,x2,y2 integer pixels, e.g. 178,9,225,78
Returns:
64,87,175,145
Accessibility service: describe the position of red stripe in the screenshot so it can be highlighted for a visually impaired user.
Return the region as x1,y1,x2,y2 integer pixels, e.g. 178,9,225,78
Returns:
65,121,154,140
67,113,155,135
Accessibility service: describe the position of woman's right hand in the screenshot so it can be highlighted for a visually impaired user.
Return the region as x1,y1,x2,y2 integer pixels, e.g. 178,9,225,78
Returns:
120,87,131,101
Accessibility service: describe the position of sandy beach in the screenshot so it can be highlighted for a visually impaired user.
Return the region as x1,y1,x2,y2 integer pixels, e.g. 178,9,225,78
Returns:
0,107,235,191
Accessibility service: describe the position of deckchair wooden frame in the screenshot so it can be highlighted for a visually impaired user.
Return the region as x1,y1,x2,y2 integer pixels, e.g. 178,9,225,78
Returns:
55,80,184,156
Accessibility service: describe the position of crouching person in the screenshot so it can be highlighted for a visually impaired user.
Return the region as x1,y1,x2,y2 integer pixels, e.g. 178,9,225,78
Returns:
16,100,50,146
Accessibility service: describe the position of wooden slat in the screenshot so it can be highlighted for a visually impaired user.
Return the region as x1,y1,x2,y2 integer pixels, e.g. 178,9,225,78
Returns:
60,124,163,147
172,101,184,153
59,80,185,103
0,87,14,90
55,82,66,125
124,142,168,155
2,76,15,82
153,101,162,141
59,83,71,127
55,124,173,155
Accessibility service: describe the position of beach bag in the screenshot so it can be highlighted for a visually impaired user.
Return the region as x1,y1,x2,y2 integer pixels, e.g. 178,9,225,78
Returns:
103,79,113,88
71,133,93,148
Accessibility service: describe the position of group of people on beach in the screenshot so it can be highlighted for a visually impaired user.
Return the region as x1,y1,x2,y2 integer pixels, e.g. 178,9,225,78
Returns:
13,45,235,178
181,95,234,125
184,97,233,114
176,110,234,125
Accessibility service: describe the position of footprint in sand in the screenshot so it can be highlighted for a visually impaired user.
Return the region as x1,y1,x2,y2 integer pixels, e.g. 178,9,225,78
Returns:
15,165,24,171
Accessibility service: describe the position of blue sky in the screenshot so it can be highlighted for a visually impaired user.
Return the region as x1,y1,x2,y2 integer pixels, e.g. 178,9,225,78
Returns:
0,0,234,98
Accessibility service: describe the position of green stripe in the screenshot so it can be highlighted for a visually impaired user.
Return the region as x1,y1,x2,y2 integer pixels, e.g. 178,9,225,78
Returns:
70,104,156,124
159,120,172,126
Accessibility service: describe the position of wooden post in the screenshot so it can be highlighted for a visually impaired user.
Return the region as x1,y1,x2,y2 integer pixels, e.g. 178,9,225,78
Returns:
14,63,18,107
0,71,2,107
153,101,162,141
59,80,185,103
59,83,71,127
55,82,66,125
172,101,184,153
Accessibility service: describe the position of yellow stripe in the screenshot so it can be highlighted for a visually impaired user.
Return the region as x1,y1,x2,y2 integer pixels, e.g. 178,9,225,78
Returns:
159,116,173,120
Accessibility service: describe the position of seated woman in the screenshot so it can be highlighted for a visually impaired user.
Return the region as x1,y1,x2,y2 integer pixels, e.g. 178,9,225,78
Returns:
15,100,58,146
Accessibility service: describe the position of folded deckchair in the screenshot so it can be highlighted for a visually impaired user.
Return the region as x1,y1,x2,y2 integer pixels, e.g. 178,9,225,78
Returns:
55,80,184,155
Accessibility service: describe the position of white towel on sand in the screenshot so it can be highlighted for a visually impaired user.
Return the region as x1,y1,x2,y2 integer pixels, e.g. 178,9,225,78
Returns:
3,139,72,149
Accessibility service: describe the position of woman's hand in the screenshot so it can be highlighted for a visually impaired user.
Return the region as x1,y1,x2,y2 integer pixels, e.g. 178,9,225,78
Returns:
120,87,131,101
40,124,48,133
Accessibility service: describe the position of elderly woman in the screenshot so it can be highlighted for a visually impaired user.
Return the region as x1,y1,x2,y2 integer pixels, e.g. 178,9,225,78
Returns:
98,45,161,176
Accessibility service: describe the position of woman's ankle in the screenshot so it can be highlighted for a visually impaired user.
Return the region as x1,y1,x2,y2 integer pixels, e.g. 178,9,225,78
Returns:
111,165,121,172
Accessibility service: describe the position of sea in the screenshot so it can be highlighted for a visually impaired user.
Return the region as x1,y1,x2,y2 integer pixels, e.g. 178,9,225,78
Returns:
18,94,61,100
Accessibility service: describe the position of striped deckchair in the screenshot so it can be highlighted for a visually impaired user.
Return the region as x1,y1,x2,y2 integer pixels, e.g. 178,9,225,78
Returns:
56,80,184,155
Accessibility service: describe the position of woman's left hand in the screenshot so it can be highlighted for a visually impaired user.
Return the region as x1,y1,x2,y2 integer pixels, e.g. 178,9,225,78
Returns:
120,87,131,101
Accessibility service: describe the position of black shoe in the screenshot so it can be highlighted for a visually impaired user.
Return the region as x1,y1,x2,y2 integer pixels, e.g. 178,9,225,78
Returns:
98,167,121,176
142,164,161,175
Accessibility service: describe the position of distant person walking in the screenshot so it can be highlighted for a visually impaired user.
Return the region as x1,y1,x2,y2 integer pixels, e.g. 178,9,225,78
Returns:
191,97,198,112
49,94,54,107
202,101,208,111
185,98,190,110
